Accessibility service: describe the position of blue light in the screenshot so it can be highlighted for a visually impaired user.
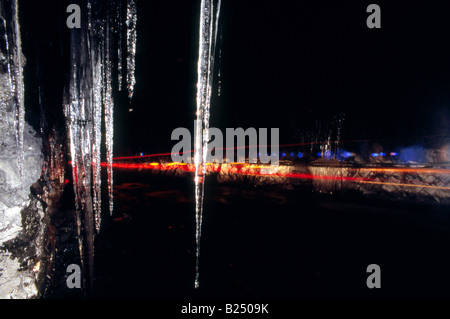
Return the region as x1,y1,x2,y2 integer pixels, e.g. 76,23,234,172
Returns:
371,153,379,157
140,153,144,156
337,150,352,159
380,152,386,157
317,152,322,157
298,152,303,158
290,152,294,157
399,146,426,163
282,153,286,157
390,152,398,156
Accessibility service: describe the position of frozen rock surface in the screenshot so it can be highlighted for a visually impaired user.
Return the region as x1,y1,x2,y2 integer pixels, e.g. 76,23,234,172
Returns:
0,123,42,245
0,3,43,296
0,120,43,298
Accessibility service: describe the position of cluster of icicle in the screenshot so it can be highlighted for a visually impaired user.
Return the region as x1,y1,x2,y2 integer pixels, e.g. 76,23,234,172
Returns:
294,112,345,158
194,0,221,289
315,112,346,158
63,0,137,292
0,0,25,180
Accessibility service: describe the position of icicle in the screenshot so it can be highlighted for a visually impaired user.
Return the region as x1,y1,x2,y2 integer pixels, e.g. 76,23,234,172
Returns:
335,112,345,156
105,79,114,216
194,0,222,290
64,0,95,293
91,52,103,233
217,24,223,97
104,4,114,216
65,44,96,292
126,0,137,100
11,0,24,180
63,0,135,293
0,15,14,125
117,0,123,91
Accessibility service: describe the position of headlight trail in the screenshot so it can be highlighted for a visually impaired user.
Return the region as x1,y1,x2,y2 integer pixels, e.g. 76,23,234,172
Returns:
89,162,450,191
354,168,450,175
359,180,450,191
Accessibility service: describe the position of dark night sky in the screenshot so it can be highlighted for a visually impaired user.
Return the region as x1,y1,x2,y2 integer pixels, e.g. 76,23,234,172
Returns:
20,0,450,155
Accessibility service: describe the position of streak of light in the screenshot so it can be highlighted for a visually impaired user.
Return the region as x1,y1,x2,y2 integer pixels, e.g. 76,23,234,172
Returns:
354,168,450,175
70,162,450,191
241,171,366,182
359,180,450,191
99,162,196,172
167,162,188,166
232,171,450,191
101,162,366,182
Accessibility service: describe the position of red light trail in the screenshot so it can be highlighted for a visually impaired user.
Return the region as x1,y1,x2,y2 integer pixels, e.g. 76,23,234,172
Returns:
70,137,450,191
91,162,450,191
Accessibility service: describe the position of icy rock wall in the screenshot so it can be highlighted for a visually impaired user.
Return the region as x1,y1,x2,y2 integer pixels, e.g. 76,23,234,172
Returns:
0,105,43,299
0,1,44,298
0,123,42,245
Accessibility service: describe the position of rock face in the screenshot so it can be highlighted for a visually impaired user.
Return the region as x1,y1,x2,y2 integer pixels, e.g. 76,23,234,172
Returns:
0,2,65,298
0,43,43,298
0,120,43,298
0,122,42,245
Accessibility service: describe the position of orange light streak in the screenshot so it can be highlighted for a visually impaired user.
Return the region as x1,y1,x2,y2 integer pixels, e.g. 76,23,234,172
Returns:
355,168,450,175
359,180,450,191
67,162,450,191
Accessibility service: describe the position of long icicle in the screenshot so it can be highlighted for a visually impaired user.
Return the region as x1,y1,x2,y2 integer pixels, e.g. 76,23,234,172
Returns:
91,47,103,232
89,1,103,232
105,1,114,216
126,0,137,101
194,0,221,289
117,0,123,91
12,0,24,180
65,0,128,293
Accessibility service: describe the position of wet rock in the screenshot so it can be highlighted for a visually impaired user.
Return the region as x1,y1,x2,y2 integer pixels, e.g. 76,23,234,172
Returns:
0,121,43,298
0,34,44,297
0,251,38,299
0,123,42,246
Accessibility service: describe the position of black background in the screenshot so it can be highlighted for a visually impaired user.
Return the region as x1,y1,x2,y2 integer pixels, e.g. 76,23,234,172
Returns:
20,0,450,156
